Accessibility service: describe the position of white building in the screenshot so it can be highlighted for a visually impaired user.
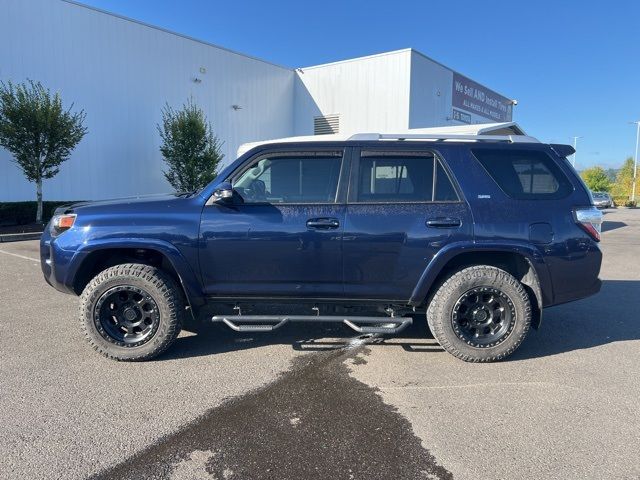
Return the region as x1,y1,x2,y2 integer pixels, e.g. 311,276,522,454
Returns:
0,0,515,201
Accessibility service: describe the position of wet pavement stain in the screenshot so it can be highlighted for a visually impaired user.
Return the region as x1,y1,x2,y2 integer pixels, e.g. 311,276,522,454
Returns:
91,342,452,480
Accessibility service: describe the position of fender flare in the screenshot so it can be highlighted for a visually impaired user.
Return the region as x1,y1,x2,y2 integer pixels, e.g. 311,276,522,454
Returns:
408,241,552,311
66,238,205,315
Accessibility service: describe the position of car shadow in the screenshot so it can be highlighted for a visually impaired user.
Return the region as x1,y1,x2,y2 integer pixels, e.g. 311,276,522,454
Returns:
159,280,639,362
602,220,627,233
511,280,640,360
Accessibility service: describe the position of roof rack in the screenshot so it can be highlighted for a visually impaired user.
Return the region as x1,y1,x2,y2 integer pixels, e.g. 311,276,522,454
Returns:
347,133,540,143
236,122,540,157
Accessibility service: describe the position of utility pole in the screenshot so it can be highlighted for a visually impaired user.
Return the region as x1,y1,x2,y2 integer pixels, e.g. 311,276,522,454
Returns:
571,136,582,168
631,121,640,202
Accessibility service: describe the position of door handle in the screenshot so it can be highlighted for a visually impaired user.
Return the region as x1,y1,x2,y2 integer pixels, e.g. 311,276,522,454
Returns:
426,217,461,228
306,218,340,229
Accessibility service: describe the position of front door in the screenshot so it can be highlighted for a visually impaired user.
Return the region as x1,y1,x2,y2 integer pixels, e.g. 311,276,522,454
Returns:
199,148,347,298
343,147,473,301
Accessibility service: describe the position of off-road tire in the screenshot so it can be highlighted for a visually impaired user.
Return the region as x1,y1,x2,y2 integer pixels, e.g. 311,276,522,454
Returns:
427,265,531,362
80,263,183,361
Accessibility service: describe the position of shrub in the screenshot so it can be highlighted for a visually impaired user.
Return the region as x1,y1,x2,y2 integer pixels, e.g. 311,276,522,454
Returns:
624,200,637,208
612,196,628,207
0,201,83,226
157,99,223,193
580,166,611,192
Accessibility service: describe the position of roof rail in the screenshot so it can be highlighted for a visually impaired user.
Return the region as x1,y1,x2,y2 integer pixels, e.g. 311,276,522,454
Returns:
236,122,540,157
347,133,540,143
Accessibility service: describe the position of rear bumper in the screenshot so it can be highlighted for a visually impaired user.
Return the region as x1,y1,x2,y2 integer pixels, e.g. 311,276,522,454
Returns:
550,277,602,306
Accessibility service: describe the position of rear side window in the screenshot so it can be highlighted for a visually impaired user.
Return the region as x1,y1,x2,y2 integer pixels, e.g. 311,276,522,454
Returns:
355,151,459,203
472,149,573,199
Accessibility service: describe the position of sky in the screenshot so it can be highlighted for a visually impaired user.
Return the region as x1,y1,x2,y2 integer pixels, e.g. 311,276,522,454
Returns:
79,0,640,170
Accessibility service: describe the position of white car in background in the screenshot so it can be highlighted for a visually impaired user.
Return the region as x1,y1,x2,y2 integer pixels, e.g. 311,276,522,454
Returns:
592,192,613,209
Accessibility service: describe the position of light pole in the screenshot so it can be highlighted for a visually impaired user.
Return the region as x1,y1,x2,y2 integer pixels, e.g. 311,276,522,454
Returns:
631,121,640,202
571,136,582,168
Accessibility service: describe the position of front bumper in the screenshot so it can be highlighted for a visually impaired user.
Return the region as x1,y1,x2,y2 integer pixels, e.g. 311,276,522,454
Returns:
594,202,612,209
40,227,84,295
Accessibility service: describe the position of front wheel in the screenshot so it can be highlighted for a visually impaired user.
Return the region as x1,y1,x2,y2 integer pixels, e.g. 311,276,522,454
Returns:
79,263,183,361
427,266,531,362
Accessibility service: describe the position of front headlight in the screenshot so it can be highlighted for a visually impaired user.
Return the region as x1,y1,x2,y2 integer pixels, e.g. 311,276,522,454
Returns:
50,214,77,236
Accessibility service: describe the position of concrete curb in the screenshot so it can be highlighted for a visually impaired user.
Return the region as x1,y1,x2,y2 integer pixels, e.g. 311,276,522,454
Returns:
0,232,42,243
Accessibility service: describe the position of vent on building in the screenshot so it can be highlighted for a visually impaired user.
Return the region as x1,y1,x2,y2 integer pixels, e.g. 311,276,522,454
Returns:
314,114,340,135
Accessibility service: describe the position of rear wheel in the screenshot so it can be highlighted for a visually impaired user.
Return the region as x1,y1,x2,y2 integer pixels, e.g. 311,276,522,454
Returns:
80,263,183,361
427,265,531,362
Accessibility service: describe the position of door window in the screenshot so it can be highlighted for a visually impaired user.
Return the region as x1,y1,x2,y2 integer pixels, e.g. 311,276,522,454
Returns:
233,152,342,204
354,151,458,202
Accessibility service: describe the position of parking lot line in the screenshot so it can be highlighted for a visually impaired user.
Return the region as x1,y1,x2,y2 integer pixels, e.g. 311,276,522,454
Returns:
0,249,40,263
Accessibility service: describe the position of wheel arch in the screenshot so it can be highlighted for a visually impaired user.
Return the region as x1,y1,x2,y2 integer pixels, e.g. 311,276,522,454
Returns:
68,239,204,319
410,243,551,329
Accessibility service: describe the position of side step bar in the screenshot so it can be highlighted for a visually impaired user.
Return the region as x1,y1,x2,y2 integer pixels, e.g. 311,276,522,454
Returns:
211,315,413,335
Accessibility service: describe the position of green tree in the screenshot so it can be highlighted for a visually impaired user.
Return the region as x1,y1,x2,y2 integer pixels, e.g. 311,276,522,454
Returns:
611,157,638,199
580,166,612,192
158,99,223,192
0,80,87,223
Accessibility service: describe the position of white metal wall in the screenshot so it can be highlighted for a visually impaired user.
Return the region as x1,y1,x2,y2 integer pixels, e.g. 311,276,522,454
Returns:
409,51,513,127
0,0,294,201
293,49,500,136
408,51,456,128
293,50,412,136
0,1,512,202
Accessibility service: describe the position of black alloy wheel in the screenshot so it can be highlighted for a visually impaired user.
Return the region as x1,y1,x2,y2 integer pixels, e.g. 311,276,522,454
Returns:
94,285,161,346
451,286,516,348
426,265,531,362
80,263,183,361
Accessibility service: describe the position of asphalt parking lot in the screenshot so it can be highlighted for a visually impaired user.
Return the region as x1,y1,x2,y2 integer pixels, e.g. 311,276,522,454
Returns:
1,208,639,480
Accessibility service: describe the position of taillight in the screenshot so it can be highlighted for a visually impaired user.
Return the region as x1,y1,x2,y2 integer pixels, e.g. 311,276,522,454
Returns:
51,214,77,235
573,207,602,242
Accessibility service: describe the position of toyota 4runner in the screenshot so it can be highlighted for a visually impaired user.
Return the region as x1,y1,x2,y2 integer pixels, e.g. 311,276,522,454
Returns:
40,129,603,362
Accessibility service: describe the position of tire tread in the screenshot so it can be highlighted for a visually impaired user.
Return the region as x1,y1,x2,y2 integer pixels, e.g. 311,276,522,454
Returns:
79,263,183,361
427,265,531,363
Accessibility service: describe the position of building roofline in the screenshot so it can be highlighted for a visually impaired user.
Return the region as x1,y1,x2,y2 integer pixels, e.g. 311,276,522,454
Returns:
300,48,413,71
60,2,514,101
300,47,514,101
61,0,292,71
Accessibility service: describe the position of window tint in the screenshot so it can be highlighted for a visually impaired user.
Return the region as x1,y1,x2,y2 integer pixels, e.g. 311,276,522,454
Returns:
435,161,458,201
472,149,572,199
234,153,342,204
356,151,458,202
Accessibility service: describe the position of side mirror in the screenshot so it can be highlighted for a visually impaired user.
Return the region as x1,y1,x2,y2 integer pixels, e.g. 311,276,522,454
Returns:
212,182,235,203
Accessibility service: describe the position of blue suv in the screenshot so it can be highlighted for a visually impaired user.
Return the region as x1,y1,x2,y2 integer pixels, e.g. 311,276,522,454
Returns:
40,132,603,362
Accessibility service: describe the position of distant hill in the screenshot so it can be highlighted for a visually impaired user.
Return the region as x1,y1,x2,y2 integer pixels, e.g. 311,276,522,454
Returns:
605,168,619,181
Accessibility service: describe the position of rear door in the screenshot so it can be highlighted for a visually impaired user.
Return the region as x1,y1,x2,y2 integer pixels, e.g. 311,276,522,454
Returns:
199,148,347,298
342,147,473,301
